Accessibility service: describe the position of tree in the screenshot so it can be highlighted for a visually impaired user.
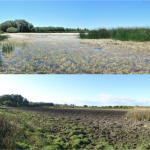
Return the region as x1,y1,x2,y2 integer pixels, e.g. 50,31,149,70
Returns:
0,22,12,32
28,23,35,32
5,20,18,28
77,28,80,32
23,98,29,106
14,19,30,32
108,106,112,108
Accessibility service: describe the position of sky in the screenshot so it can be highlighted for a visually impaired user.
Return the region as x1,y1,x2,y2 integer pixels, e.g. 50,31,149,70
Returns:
0,0,150,31
0,75,150,107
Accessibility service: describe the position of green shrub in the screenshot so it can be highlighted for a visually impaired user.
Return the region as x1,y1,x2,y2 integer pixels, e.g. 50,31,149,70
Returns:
6,27,18,33
79,31,85,33
0,30,4,34
3,101,14,106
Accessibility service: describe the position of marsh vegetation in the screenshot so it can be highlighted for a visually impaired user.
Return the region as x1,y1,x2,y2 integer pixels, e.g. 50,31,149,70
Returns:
80,26,150,42
1,105,150,150
0,25,150,74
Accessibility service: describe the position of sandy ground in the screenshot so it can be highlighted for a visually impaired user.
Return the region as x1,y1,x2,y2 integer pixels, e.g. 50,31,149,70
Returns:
1,33,150,51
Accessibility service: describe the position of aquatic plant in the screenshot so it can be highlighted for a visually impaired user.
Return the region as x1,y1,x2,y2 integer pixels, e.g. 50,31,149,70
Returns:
2,41,15,53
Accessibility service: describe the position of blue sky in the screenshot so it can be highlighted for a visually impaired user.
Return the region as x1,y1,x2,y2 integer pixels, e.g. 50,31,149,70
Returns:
0,75,150,107
0,1,150,31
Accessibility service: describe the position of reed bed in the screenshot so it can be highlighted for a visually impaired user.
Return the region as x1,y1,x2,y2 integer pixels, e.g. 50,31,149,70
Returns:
123,107,150,121
80,26,150,42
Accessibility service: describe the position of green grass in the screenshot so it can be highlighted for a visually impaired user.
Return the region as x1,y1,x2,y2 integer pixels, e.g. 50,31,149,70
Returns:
1,105,150,150
79,26,150,42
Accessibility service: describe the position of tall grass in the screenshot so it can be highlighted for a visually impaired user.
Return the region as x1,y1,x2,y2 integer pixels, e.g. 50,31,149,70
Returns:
0,55,2,67
1,41,15,53
79,26,150,42
123,107,150,121
0,112,23,149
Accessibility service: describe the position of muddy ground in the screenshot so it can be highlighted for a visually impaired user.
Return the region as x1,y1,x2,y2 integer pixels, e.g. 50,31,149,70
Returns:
9,107,150,131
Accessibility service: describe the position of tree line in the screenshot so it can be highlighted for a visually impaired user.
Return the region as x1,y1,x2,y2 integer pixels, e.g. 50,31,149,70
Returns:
0,94,138,109
0,94,29,106
0,94,76,108
0,19,89,33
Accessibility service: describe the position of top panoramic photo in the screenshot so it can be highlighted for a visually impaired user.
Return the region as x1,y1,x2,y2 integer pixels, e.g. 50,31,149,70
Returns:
0,0,150,74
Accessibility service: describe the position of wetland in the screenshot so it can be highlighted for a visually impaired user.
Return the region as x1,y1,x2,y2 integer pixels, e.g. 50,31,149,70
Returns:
0,31,150,74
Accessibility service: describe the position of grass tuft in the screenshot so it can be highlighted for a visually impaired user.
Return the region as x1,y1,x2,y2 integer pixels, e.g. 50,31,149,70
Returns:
2,41,15,53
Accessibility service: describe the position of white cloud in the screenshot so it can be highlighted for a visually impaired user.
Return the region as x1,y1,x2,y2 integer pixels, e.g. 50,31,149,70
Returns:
97,93,150,106
28,94,150,107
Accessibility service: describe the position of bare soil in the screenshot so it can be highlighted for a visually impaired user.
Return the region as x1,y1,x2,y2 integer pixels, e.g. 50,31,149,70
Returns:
3,106,150,149
9,107,150,130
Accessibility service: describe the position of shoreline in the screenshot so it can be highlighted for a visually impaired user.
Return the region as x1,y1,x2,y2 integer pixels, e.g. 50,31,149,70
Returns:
1,33,150,51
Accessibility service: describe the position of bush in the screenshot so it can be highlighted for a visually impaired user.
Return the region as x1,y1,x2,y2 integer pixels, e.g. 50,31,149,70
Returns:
3,101,14,106
79,31,85,33
6,27,18,33
0,30,4,34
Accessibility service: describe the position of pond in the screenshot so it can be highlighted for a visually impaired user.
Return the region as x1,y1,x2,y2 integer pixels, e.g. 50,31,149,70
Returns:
0,33,150,74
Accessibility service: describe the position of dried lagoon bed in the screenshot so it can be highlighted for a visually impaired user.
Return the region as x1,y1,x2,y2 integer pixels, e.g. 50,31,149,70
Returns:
0,33,150,74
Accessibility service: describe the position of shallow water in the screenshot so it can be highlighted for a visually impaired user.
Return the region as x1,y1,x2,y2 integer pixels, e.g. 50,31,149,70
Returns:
0,33,150,74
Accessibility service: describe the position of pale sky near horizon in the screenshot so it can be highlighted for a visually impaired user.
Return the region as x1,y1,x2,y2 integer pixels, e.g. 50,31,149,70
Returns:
0,75,150,107
0,1,150,31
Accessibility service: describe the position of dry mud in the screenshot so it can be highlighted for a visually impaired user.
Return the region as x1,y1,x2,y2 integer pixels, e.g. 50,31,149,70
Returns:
9,107,150,131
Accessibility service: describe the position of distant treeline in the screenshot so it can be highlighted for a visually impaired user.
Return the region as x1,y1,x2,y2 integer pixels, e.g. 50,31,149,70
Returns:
0,19,89,33
0,94,75,107
0,94,147,109
82,105,135,109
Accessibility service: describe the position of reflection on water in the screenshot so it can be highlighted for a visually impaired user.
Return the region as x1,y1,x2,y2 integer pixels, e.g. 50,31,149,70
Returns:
93,47,102,52
145,59,150,63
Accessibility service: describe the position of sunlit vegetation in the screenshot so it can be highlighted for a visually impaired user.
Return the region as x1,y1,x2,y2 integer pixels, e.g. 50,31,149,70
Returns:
80,26,150,42
123,106,150,121
0,94,33,107
1,104,150,150
0,19,88,34
6,27,18,33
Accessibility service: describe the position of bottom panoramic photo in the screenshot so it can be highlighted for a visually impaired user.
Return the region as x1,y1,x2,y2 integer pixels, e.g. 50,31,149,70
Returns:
0,75,150,150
